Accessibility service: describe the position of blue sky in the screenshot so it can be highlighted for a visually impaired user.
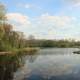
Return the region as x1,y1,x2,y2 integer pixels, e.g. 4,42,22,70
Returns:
0,0,80,40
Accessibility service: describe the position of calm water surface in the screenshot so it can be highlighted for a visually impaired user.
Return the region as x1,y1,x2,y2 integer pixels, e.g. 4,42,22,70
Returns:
13,48,80,80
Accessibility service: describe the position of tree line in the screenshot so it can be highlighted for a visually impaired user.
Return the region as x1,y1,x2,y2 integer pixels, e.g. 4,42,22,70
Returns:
25,39,80,48
0,3,27,51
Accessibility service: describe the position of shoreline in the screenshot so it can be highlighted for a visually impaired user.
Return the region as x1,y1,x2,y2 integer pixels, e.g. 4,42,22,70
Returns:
0,47,39,56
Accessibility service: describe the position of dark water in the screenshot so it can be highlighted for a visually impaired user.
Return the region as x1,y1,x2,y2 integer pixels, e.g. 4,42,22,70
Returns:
13,48,80,80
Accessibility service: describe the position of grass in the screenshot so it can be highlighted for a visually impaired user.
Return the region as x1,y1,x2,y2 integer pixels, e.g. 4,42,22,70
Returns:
0,47,39,56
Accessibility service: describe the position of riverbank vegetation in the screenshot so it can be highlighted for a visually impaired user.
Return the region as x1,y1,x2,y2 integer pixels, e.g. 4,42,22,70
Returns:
0,3,38,53
25,39,80,48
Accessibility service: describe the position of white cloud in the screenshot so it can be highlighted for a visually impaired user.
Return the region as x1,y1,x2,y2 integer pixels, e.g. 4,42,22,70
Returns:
18,3,41,10
6,13,32,34
32,14,79,39
63,0,80,8
75,1,80,7
24,4,33,9
36,13,76,27
69,0,80,3
6,13,80,40
6,13,31,25
63,0,80,4
19,3,34,9
41,12,49,16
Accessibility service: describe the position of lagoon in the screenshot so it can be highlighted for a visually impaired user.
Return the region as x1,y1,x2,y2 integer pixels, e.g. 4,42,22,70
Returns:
13,48,80,80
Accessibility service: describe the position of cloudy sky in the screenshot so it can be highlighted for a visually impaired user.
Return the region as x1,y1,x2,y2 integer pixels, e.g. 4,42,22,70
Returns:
1,0,80,40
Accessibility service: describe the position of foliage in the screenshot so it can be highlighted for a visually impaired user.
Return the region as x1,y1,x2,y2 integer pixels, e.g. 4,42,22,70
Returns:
0,3,26,51
25,39,80,48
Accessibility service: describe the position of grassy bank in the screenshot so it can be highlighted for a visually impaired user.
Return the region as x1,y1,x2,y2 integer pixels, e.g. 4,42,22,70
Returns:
0,47,39,55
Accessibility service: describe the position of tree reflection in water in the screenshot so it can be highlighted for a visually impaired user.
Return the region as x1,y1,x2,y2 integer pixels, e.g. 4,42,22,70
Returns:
26,54,38,63
13,53,39,80
0,52,38,80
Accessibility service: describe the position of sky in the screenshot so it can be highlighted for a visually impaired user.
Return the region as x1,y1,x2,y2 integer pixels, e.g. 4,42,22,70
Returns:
0,0,80,40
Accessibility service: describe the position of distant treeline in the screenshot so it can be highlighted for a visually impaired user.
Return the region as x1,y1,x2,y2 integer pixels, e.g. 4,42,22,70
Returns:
25,39,80,48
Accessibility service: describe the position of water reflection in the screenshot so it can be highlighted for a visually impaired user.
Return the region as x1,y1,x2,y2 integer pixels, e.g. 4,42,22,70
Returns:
14,48,80,80
25,54,38,63
13,54,38,80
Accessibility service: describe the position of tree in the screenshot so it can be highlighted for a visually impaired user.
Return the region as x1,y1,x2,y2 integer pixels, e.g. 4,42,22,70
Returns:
28,35,35,40
0,3,6,39
0,3,6,21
